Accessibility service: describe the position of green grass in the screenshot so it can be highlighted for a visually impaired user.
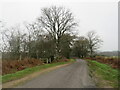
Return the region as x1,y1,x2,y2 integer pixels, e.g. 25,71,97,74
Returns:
87,60,119,88
2,59,75,83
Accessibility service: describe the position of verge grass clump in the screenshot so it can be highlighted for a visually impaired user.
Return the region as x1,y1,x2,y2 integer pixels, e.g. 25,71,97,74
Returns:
87,60,119,88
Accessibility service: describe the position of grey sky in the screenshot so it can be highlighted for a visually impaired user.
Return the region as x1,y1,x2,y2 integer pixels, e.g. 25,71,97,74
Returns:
0,0,118,51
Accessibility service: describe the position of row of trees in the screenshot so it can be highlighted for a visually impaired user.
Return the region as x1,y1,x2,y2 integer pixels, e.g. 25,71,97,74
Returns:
0,6,102,61
72,31,102,58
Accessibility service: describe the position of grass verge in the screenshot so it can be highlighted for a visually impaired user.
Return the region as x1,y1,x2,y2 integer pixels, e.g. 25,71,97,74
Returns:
87,59,119,88
2,59,75,83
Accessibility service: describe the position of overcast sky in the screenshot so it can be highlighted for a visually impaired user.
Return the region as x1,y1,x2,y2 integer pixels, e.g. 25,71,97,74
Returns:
0,0,118,51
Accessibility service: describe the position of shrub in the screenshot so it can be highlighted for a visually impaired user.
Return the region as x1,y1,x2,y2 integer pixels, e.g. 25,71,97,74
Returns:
2,58,43,75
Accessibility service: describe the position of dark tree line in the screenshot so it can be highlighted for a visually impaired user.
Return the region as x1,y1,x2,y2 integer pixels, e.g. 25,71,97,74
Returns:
72,31,102,58
1,6,102,62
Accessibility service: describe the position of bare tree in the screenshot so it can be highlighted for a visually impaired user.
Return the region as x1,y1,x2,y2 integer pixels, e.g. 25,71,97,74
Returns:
24,22,45,59
87,31,103,57
38,6,77,58
1,25,23,60
0,21,7,53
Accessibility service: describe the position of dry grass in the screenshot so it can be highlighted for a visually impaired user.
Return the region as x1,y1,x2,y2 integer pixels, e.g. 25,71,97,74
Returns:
2,58,72,75
2,58,43,75
85,56,119,69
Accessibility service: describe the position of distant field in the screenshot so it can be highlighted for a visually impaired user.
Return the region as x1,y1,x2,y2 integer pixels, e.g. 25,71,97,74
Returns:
98,51,119,57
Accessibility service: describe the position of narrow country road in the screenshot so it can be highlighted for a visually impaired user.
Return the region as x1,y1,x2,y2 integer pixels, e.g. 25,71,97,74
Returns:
16,59,96,88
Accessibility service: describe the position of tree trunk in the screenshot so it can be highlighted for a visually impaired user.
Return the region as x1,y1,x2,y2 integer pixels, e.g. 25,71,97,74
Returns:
49,58,51,63
55,38,60,59
46,59,49,64
36,50,39,59
90,50,93,57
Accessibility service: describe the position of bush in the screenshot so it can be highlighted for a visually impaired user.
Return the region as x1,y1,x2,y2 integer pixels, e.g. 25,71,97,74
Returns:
2,58,43,75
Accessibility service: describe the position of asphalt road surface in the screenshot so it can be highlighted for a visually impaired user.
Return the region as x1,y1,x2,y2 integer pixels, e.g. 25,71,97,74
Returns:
17,59,96,88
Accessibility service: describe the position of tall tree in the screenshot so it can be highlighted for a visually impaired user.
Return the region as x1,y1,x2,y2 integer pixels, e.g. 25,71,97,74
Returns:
87,31,103,57
38,6,77,58
25,22,43,58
